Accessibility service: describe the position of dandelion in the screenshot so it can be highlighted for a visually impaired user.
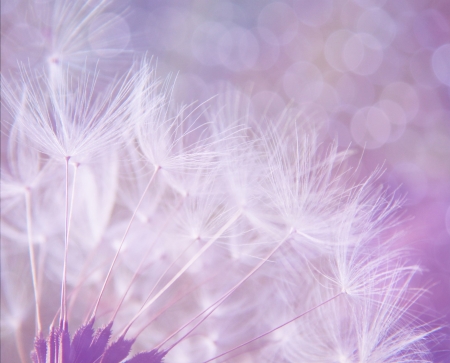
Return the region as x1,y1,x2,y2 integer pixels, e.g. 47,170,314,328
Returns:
2,0,132,83
0,1,439,362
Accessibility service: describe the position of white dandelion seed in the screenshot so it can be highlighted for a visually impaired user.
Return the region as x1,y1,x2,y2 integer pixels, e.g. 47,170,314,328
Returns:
1,0,132,83
0,6,440,363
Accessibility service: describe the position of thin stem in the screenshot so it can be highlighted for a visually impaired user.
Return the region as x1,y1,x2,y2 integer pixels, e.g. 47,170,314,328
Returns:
60,156,71,325
120,237,199,338
124,209,242,332
133,267,220,340
91,166,160,319
67,247,98,318
160,231,291,351
24,188,41,333
67,162,79,255
67,236,105,319
67,258,111,321
111,195,187,322
132,289,198,340
36,236,48,304
202,293,343,363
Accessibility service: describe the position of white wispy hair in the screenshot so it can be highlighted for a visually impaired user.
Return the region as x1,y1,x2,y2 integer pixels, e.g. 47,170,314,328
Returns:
131,61,228,176
0,119,45,206
263,275,434,363
2,67,136,163
2,0,131,82
0,58,438,363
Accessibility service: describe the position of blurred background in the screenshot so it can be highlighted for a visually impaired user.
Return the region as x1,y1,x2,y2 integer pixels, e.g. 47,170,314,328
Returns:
2,0,450,360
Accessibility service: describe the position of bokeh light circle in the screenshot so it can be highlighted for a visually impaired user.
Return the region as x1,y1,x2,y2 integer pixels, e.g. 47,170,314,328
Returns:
218,26,259,72
432,44,450,86
191,22,227,66
258,2,298,45
351,106,391,149
293,0,333,27
283,61,324,103
357,8,396,48
380,82,419,121
88,13,130,57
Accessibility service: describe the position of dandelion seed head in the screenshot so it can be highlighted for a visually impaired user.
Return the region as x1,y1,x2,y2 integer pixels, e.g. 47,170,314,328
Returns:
1,2,443,361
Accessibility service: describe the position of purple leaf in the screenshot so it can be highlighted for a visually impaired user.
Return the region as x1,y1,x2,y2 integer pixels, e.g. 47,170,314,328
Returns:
87,321,113,362
31,320,154,363
40,322,71,363
101,336,135,363
60,321,71,363
69,318,95,363
31,335,47,363
47,327,58,363
124,350,167,363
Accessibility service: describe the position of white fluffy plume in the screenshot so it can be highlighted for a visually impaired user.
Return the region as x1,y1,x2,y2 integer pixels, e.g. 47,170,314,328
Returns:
0,1,438,362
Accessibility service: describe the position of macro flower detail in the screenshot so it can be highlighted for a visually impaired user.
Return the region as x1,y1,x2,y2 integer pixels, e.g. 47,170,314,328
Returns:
1,0,446,362
31,319,167,363
0,64,437,362
2,67,136,163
